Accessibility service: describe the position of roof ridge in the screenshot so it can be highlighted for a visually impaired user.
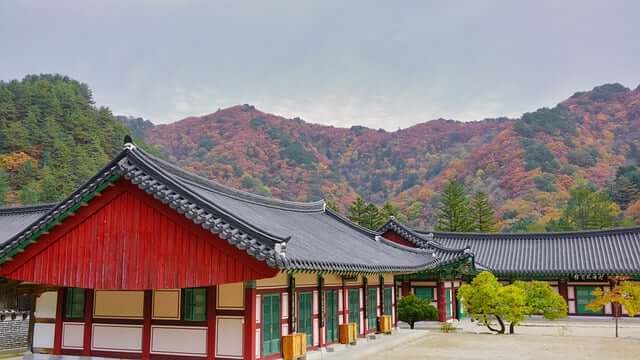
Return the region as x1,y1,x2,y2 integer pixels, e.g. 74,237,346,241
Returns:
131,147,325,213
0,203,58,215
324,208,382,237
417,226,640,239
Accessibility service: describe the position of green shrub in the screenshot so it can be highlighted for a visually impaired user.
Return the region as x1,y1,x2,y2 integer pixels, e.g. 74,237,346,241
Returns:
398,294,438,329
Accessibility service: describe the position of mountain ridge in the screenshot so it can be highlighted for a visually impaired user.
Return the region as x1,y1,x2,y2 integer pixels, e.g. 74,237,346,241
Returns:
132,83,640,229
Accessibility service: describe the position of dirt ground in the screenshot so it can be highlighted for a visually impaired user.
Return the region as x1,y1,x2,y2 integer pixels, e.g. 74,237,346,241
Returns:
353,332,640,360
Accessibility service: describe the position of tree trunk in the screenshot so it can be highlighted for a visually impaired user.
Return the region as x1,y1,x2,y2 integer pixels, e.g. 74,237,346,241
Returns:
615,312,619,338
509,322,516,334
486,316,505,334
410,321,415,330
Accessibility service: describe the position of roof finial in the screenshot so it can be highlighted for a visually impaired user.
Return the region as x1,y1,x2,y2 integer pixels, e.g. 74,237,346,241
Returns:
123,135,136,150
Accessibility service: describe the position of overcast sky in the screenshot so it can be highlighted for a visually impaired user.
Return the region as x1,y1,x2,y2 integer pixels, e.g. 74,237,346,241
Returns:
1,1,639,129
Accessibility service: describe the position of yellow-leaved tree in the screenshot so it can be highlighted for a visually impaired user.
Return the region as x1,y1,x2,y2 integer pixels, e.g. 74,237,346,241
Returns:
587,281,640,338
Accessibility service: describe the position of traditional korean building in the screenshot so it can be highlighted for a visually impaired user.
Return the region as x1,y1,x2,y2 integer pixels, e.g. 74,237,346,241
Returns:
2,140,640,359
0,142,471,359
380,218,640,321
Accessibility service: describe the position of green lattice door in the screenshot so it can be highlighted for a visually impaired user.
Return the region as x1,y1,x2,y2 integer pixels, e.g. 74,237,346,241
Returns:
262,294,281,356
414,287,433,302
367,288,377,331
298,292,313,346
576,286,603,314
383,288,392,315
325,290,339,343
348,289,360,332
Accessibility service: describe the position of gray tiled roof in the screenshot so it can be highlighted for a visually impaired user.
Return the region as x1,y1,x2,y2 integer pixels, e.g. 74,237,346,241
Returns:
0,204,56,247
0,143,444,274
382,218,640,277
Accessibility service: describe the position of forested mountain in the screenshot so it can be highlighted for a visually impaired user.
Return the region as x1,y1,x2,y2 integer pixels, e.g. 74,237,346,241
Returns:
1,74,639,232
0,74,132,204
137,84,640,230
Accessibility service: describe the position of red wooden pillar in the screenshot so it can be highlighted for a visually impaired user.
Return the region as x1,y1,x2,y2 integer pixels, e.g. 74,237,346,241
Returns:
401,281,411,298
142,290,152,360
244,281,257,360
379,276,384,316
341,280,348,324
318,275,325,348
437,281,446,322
558,281,569,304
82,289,94,356
362,277,368,334
53,287,64,355
207,286,217,360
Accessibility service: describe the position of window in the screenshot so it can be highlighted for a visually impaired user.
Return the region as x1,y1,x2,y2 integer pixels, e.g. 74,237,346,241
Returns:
325,290,339,343
261,294,281,356
348,289,360,327
298,292,312,346
65,288,85,319
414,287,433,302
367,288,377,330
576,286,603,315
445,288,452,318
383,288,392,315
183,288,207,321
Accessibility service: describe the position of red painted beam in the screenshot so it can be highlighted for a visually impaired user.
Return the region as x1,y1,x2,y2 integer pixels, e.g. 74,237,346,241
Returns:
142,290,152,360
207,286,217,360
243,282,257,360
83,289,94,356
53,288,64,355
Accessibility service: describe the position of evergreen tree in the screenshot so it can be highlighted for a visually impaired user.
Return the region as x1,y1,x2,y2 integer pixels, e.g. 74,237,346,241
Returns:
547,180,621,231
611,176,640,210
436,180,473,232
380,202,399,220
325,197,340,212
0,169,8,205
348,197,369,226
470,191,496,232
19,183,39,205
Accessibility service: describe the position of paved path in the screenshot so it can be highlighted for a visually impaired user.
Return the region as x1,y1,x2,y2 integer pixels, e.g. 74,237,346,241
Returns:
6,318,640,359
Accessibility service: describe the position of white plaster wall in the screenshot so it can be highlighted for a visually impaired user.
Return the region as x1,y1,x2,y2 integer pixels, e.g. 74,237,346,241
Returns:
216,316,243,359
255,329,260,358
255,295,261,324
312,318,319,346
282,292,288,319
92,324,142,353
62,322,84,349
282,323,288,336
150,326,207,356
35,291,57,319
313,290,318,315
568,286,575,299
569,301,576,314
33,323,55,349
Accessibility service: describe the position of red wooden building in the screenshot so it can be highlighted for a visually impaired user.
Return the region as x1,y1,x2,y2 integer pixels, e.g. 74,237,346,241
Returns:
0,142,463,359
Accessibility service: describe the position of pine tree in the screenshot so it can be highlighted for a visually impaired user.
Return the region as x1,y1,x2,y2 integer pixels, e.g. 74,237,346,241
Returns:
547,180,621,231
611,176,640,210
19,183,39,205
436,180,473,232
348,197,369,226
470,191,497,232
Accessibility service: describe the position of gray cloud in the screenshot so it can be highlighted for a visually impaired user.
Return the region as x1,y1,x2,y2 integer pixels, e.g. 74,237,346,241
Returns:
1,0,639,129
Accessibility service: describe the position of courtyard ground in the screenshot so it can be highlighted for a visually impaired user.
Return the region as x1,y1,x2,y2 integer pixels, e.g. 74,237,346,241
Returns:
7,318,640,359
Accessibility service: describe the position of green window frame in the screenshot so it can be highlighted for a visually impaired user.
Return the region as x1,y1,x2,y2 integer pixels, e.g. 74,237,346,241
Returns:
576,286,603,315
348,289,360,329
261,293,281,356
183,288,207,321
298,292,313,346
383,288,392,315
445,288,452,318
367,288,377,330
65,288,85,319
414,287,433,302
